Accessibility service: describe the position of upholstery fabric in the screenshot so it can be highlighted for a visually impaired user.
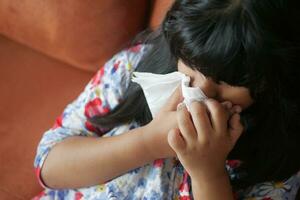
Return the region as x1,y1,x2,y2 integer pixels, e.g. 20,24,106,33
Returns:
0,0,150,72
0,1,175,198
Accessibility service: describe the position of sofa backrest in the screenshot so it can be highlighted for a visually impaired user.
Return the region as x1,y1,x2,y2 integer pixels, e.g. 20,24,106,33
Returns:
149,0,174,30
0,0,152,72
0,0,175,72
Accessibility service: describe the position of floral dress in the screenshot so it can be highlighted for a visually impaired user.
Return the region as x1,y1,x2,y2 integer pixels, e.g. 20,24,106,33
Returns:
34,44,300,200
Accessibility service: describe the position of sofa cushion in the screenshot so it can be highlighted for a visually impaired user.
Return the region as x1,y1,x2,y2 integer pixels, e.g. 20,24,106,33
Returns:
0,35,95,199
0,0,150,72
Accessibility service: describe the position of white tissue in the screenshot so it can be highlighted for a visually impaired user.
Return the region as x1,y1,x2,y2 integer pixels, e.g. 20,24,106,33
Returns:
132,71,208,117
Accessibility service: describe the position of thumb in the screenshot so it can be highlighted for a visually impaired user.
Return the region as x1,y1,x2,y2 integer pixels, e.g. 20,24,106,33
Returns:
161,86,184,112
229,113,244,145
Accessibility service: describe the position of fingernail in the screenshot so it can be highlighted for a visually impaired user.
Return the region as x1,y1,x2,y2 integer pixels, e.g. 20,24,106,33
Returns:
224,101,233,109
235,106,242,113
177,103,185,110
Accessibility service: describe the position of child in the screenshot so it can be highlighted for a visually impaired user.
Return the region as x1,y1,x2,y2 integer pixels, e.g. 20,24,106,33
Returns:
34,0,300,199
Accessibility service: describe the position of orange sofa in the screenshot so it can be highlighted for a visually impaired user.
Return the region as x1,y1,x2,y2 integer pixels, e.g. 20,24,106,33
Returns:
0,0,173,199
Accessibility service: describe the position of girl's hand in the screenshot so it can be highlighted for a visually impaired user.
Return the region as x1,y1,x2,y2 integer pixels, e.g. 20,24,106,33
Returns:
142,86,183,160
167,99,244,180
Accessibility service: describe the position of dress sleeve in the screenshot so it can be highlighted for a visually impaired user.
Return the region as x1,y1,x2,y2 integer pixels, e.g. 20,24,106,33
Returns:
34,44,150,188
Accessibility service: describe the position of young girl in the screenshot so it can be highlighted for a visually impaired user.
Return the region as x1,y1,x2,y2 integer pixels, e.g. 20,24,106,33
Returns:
34,0,300,199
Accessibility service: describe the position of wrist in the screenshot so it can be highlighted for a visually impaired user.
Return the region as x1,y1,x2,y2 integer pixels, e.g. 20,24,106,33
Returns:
141,121,175,160
191,170,233,200
140,124,158,161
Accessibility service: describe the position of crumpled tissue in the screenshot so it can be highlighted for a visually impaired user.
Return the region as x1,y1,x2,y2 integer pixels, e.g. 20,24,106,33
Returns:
132,71,208,117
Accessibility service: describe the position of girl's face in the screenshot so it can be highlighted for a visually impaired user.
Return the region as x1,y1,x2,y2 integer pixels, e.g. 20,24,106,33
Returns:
178,60,254,110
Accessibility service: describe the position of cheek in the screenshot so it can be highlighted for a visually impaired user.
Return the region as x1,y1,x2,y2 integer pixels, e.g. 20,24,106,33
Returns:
220,88,253,109
235,94,253,109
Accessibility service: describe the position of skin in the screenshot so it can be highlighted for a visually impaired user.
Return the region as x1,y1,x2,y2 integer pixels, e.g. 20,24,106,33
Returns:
41,59,253,200
177,60,253,109
165,60,254,199
142,60,254,199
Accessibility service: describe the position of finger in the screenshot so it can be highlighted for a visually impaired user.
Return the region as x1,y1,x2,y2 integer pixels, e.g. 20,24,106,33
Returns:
177,103,197,143
168,128,186,153
161,86,184,112
232,105,242,114
221,101,233,110
221,101,236,117
205,99,229,135
229,113,244,145
227,105,242,116
189,101,213,140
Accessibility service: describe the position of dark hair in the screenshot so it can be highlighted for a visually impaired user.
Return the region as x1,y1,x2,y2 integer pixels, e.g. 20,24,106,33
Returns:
90,0,300,189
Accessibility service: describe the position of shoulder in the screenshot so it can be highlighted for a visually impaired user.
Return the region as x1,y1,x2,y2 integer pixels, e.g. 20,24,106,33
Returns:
83,44,151,115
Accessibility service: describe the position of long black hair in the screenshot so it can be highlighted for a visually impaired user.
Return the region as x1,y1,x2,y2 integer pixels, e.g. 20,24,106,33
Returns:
90,0,300,189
